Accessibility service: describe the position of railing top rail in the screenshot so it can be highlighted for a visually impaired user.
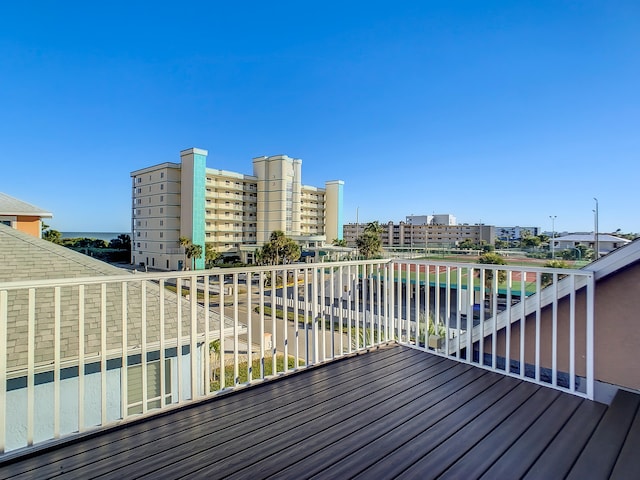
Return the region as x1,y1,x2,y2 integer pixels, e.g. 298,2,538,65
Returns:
0,259,396,290
392,258,594,277
0,257,595,290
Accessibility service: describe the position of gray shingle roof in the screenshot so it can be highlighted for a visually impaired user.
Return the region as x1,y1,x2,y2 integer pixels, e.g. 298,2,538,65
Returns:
0,192,52,217
0,224,233,373
0,223,125,282
554,233,631,243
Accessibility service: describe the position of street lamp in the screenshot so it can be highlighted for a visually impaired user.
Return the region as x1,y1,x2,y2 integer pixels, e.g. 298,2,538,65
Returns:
410,214,414,258
593,198,599,260
549,215,557,259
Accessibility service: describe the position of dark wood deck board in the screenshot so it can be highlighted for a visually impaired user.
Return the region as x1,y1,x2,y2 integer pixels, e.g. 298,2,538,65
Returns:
348,375,526,479
217,358,468,480
522,399,607,479
126,352,448,479
442,388,559,479
60,348,434,479
4,345,416,479
478,392,583,479
1,344,638,480
610,392,640,480
567,388,640,480
403,382,543,480
270,364,491,480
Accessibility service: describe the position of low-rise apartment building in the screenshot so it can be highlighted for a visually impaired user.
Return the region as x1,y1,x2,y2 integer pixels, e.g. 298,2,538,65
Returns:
131,148,343,270
343,221,495,248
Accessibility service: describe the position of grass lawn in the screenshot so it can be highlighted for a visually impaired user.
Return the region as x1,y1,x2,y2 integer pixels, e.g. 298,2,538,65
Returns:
210,354,301,392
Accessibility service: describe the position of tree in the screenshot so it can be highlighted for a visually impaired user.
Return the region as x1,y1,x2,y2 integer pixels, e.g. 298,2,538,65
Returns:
541,260,570,287
256,231,301,265
354,221,383,259
356,231,382,259
205,244,221,268
458,239,477,250
332,238,347,247
478,252,507,293
364,221,383,235
109,234,131,251
185,243,203,270
42,228,62,244
521,234,541,248
179,236,190,270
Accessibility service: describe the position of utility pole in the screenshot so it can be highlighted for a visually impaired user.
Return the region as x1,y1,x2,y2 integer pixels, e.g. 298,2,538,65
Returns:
549,215,557,259
593,198,599,260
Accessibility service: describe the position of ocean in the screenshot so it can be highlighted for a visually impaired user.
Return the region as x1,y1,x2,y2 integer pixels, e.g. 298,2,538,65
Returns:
61,232,130,242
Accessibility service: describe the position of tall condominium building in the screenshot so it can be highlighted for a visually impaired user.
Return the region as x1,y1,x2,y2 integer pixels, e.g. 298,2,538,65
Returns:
343,221,495,248
130,148,344,270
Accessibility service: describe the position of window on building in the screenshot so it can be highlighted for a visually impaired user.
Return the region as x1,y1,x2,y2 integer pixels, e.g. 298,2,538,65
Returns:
160,195,164,202
160,208,163,213
160,220,163,226
160,184,164,190
160,244,163,250
159,232,163,238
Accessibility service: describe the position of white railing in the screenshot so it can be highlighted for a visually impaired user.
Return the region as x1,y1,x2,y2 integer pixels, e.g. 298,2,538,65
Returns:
390,260,594,400
0,258,594,455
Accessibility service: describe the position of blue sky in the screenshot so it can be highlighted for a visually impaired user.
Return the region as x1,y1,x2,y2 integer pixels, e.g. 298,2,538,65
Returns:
1,1,638,233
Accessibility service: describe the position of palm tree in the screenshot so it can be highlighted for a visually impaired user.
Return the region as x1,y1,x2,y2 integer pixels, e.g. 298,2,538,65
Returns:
205,244,220,268
185,243,203,270
364,221,383,235
257,231,301,265
179,236,190,270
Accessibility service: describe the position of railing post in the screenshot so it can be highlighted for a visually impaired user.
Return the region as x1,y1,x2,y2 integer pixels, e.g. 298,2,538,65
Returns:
0,290,7,454
586,273,595,399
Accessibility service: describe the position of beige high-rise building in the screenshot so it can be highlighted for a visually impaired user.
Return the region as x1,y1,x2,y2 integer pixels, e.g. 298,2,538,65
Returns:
131,148,344,270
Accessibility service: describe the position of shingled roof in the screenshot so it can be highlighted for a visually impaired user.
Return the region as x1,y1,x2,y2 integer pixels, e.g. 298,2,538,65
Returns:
0,224,235,374
0,192,52,218
0,223,124,282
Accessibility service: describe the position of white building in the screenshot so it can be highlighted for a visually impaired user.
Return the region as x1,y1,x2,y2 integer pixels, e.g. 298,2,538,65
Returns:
130,148,344,269
496,226,541,241
553,234,631,256
406,214,457,226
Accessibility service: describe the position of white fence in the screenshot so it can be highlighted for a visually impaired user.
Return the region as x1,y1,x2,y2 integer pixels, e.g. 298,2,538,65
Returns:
0,259,594,454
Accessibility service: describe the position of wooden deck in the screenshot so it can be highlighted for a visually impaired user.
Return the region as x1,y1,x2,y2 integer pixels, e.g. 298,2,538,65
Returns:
1,344,640,479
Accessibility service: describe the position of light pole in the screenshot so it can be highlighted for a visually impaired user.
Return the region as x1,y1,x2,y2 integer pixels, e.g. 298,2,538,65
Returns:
549,215,557,259
593,197,599,260
410,214,414,258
